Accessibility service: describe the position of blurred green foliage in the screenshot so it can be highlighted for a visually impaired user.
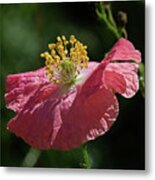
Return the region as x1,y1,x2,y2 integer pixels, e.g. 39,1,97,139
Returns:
1,1,145,169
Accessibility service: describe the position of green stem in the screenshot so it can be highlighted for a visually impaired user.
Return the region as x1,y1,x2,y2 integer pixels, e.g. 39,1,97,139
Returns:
96,2,121,40
106,4,117,28
21,148,41,167
82,144,91,169
139,62,145,97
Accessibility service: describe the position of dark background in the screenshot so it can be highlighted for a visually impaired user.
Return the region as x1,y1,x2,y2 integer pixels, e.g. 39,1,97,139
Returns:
0,1,145,169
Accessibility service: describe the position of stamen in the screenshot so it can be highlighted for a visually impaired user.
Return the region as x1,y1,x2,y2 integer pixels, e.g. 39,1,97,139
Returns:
40,35,89,84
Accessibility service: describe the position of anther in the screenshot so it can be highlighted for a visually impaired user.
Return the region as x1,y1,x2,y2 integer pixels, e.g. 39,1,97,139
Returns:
41,35,89,84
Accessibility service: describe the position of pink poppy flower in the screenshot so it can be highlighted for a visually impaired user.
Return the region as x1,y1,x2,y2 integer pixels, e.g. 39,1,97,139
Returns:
5,36,141,150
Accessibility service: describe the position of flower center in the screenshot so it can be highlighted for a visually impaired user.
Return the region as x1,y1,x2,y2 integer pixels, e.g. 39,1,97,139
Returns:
41,35,89,84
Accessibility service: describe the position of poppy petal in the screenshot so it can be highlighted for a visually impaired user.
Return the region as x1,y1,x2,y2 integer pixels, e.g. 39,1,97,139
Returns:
104,38,141,63
52,86,119,150
7,85,77,149
51,62,119,150
5,68,57,113
104,62,139,98
6,62,102,150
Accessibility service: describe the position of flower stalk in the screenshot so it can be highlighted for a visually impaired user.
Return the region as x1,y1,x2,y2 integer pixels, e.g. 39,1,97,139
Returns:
22,148,41,167
82,144,91,169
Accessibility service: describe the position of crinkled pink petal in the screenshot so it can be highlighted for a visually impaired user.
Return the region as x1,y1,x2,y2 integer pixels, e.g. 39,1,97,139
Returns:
7,85,78,149
52,78,119,150
101,38,141,98
53,61,119,150
5,68,57,113
104,38,141,63
89,38,141,98
103,63,139,98
6,62,119,150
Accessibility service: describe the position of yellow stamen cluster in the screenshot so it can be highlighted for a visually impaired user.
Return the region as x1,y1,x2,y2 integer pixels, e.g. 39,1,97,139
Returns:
41,35,89,84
